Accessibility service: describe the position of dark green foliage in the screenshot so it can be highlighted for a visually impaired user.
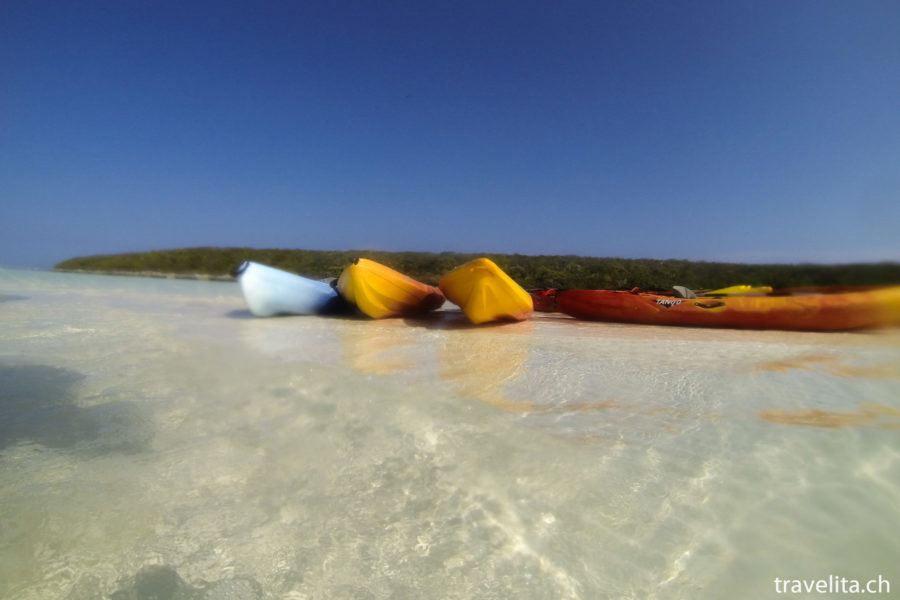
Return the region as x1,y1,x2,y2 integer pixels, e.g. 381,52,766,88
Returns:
54,247,900,289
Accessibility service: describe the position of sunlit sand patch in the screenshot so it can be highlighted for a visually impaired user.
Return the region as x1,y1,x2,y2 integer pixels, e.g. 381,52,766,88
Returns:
758,403,900,429
754,354,900,379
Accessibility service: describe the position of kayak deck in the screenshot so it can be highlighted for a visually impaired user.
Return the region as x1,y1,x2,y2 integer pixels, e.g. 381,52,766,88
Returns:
542,286,900,331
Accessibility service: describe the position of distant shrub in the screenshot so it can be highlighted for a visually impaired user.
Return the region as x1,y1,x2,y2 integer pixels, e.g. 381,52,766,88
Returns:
54,248,900,289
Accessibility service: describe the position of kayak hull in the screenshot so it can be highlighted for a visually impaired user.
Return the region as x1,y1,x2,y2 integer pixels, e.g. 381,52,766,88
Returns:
337,258,445,319
531,289,558,312
439,258,533,324
554,287,900,331
703,285,773,295
235,261,341,317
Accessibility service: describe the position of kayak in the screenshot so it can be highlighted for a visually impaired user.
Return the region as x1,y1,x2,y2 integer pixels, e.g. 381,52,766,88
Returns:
533,284,773,311
703,284,773,295
337,258,445,318
543,286,900,330
439,258,533,324
531,289,559,312
235,261,344,317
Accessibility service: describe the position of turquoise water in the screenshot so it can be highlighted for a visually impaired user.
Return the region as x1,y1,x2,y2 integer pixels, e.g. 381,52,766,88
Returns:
1,268,899,599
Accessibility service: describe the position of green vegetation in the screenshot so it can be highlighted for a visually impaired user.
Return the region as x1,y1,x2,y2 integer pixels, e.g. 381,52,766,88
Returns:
55,247,900,290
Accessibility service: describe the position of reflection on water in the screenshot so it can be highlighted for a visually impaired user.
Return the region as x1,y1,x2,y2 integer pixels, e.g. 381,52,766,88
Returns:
755,353,900,379
754,349,900,429
759,403,900,429
438,320,533,411
335,312,539,412
339,320,422,375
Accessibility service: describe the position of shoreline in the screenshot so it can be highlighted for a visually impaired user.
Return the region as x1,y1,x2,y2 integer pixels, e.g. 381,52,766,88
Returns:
52,268,235,282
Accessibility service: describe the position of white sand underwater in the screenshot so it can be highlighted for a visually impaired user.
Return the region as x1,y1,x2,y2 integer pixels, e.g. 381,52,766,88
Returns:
2,268,899,599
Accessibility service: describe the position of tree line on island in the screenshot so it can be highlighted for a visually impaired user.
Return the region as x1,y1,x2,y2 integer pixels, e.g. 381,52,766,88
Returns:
54,247,900,291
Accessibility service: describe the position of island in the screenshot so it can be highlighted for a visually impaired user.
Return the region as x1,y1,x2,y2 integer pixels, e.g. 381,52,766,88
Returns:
54,247,900,291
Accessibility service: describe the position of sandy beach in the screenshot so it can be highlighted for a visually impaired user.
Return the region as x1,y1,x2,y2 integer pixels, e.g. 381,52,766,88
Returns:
1,268,899,599
52,268,236,282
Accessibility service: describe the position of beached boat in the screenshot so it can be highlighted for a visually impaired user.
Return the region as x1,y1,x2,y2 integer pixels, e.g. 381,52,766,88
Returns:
235,261,345,317
532,284,774,312
703,284,773,295
439,258,533,324
538,286,900,330
337,258,445,319
530,289,559,312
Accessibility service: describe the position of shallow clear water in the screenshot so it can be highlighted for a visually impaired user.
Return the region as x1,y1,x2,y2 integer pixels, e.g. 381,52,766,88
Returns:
1,268,899,599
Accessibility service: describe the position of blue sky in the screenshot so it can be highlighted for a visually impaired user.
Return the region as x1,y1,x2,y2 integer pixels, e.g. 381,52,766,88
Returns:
2,1,899,268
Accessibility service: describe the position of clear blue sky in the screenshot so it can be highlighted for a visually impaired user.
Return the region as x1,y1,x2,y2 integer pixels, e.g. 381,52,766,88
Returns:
2,1,899,268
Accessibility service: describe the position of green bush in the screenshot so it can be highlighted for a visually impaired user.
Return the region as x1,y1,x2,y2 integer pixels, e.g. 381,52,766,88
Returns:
54,247,900,289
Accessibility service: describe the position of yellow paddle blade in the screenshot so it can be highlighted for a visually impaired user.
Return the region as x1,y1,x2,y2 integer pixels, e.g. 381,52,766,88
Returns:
704,285,773,295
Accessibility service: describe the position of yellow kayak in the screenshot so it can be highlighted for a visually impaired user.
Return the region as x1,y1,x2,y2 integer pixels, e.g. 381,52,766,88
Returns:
439,258,533,324
337,258,445,319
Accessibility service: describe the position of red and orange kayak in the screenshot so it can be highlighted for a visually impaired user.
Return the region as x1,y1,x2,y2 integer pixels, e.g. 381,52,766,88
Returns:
534,287,900,331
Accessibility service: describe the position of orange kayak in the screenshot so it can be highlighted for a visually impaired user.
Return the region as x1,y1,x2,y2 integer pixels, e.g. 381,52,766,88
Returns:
539,287,900,331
